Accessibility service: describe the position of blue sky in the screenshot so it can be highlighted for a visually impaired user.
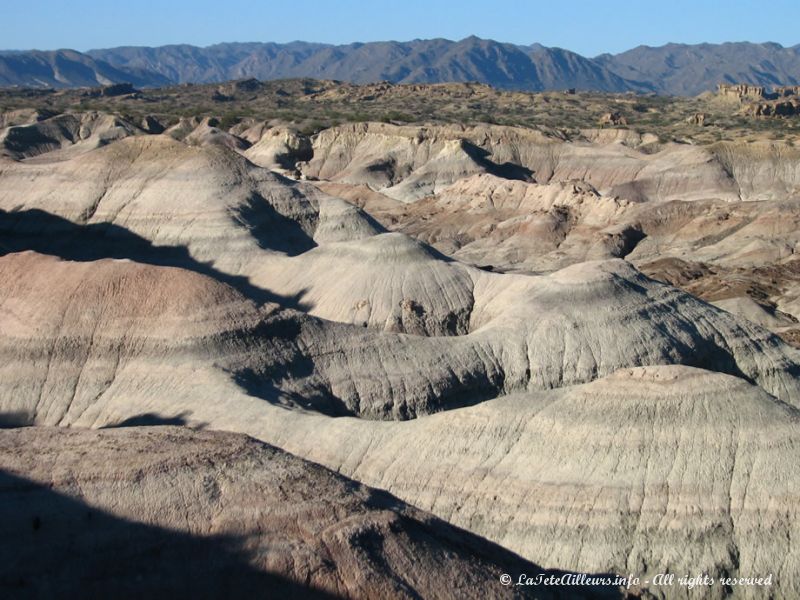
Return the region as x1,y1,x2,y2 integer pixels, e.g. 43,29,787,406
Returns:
4,0,799,56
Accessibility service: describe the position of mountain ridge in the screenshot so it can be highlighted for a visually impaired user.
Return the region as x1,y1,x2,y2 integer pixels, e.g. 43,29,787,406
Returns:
0,38,799,95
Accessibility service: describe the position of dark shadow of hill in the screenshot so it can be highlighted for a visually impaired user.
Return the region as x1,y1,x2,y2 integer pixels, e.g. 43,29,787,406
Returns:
230,190,317,256
0,208,310,311
105,411,197,428
0,469,339,600
462,140,535,182
0,461,623,600
226,312,359,418
0,412,31,428
232,367,356,417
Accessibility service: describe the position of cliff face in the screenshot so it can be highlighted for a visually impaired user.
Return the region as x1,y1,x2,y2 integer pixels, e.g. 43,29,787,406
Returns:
716,82,800,117
717,83,767,100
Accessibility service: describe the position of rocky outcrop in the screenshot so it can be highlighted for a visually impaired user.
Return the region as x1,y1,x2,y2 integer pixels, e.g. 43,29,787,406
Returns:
366,174,638,271
717,83,766,101
81,82,139,98
302,122,748,204
303,123,537,202
718,83,800,118
0,251,286,426
744,97,800,117
0,136,324,272
686,112,707,126
598,112,627,126
244,126,312,171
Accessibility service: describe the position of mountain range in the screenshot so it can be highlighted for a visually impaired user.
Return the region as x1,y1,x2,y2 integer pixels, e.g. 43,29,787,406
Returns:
1,37,799,95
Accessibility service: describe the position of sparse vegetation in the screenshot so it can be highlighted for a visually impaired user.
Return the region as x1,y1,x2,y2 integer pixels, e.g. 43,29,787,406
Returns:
2,78,799,145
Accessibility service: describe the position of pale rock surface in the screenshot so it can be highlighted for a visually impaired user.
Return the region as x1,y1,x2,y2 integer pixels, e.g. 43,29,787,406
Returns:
259,249,800,408
304,123,537,202
0,251,280,426
255,366,800,600
712,296,797,330
164,116,202,140
312,195,386,243
183,117,250,151
1,112,140,160
244,126,312,171
255,233,477,336
376,174,638,271
380,138,517,202
3,252,800,424
0,108,53,129
320,168,800,342
0,136,323,274
302,122,786,203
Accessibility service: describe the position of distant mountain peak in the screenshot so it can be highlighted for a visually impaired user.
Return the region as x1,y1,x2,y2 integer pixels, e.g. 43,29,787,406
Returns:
0,39,798,95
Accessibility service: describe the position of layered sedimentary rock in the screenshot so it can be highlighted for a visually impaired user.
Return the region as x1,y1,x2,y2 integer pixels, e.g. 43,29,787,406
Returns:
244,126,312,171
4,120,800,346
0,135,323,274
365,173,638,271
256,366,800,600
0,251,280,426
3,251,800,424
255,233,477,335
330,159,800,342
301,122,776,203
0,426,560,600
1,105,800,600
2,133,797,413
0,111,141,160
183,116,250,150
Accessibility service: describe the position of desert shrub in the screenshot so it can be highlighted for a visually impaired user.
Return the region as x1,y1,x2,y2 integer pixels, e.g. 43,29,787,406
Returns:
380,110,414,123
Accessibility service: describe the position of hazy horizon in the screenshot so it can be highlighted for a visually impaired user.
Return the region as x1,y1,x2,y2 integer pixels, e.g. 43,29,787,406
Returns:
6,0,800,57
2,36,799,59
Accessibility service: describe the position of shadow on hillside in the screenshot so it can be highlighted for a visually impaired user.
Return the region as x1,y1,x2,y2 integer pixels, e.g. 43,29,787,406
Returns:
0,412,31,428
0,208,310,311
0,469,339,600
104,411,198,429
232,191,317,256
233,368,356,417
227,313,360,417
0,465,624,600
462,140,535,182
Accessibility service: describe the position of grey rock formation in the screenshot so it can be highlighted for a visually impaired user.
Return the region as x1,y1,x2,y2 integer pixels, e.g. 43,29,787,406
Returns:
254,366,800,599
2,250,799,425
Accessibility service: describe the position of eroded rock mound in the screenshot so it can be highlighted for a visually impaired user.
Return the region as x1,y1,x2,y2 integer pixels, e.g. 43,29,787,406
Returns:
0,426,563,599
371,174,639,271
258,366,800,599
302,122,777,204
0,251,282,427
0,111,140,159
3,251,800,424
0,135,324,271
